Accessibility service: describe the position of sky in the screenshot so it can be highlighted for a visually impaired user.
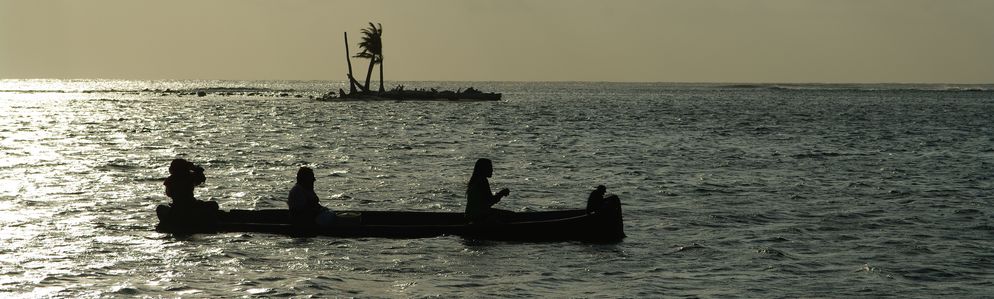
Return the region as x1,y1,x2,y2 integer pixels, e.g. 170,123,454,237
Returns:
1,0,993,83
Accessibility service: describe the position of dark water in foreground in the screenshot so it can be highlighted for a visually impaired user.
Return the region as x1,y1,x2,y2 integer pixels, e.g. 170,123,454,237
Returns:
1,80,993,297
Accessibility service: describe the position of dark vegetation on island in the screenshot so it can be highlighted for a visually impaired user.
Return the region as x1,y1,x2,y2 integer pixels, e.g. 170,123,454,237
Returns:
319,22,501,102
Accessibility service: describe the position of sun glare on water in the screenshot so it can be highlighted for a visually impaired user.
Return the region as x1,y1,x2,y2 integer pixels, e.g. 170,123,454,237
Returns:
0,79,167,296
0,79,133,229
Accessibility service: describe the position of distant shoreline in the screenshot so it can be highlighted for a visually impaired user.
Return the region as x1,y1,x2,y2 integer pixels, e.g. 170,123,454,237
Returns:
1,79,991,95
2,78,993,86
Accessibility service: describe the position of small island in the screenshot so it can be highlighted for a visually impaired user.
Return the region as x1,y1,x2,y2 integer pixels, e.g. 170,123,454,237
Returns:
319,23,501,102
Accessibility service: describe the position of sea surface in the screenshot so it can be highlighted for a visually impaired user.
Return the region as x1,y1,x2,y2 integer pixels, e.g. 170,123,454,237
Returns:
1,79,993,297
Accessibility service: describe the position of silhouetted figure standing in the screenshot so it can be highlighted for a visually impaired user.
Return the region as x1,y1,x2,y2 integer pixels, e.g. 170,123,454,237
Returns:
288,167,334,229
465,158,511,223
160,158,218,225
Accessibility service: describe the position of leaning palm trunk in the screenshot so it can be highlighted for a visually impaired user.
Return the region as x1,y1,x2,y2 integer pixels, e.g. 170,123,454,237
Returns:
344,32,358,94
378,59,385,92
363,59,375,92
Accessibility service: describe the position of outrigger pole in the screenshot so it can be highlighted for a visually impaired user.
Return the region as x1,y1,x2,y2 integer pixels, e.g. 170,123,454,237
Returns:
344,32,358,93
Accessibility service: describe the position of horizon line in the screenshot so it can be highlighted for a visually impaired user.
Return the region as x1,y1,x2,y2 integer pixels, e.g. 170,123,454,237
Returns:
2,78,993,86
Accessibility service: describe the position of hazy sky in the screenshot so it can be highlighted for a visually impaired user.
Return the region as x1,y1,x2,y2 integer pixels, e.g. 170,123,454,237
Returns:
2,0,993,83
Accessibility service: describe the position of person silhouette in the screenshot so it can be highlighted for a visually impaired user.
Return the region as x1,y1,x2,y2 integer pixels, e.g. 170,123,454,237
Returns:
586,185,608,214
162,158,218,223
465,158,511,223
288,167,335,229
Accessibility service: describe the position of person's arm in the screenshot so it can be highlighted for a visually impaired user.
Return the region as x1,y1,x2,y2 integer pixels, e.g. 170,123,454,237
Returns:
287,187,300,210
492,188,510,204
191,165,206,186
309,190,322,210
164,178,175,198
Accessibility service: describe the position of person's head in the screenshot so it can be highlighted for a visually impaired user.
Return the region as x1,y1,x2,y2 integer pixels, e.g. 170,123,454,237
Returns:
589,185,607,199
471,158,494,180
169,158,191,175
296,167,316,186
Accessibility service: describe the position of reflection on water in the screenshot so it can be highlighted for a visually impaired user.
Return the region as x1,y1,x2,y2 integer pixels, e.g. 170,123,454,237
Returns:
1,88,165,297
2,80,994,297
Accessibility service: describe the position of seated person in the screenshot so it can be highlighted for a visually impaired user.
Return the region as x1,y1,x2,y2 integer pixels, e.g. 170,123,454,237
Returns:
162,158,218,221
465,158,511,223
586,185,608,214
288,167,335,228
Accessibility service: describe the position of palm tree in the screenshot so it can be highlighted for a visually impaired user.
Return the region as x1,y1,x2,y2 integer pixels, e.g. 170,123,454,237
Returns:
354,22,383,93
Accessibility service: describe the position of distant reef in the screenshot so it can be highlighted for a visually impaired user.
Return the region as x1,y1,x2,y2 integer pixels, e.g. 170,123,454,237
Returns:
319,86,500,102
323,22,501,102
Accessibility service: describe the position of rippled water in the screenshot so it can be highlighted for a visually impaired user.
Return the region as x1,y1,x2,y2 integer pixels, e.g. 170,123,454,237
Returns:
1,80,993,297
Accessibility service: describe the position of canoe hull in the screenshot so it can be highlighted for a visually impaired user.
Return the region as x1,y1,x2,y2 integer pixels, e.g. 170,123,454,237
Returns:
156,196,625,243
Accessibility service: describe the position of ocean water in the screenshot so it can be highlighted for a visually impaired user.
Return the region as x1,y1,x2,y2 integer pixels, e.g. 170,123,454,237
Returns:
1,79,993,297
